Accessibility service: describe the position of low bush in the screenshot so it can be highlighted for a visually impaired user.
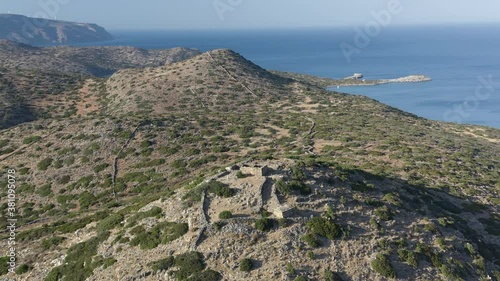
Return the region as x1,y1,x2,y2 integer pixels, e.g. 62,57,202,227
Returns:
15,263,32,275
23,136,41,144
45,232,109,281
148,256,174,271
307,217,342,240
255,218,273,232
79,192,97,210
286,263,295,275
0,256,9,275
127,206,162,226
239,258,253,272
218,211,233,219
371,254,396,278
93,163,109,173
42,236,66,250
174,252,205,280
301,233,321,248
351,181,375,192
397,249,418,268
275,179,311,196
236,171,249,178
37,184,52,197
37,157,53,170
96,213,124,233
374,206,393,221
324,268,344,281
130,222,188,250
206,180,234,197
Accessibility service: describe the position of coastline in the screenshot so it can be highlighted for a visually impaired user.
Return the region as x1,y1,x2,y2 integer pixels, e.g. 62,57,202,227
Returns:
271,71,432,88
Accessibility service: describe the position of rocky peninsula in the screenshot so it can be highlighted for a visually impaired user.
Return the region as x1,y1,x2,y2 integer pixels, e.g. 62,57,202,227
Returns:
271,71,432,87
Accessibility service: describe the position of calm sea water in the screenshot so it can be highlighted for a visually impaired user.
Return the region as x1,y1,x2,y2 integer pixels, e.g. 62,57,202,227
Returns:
71,25,500,128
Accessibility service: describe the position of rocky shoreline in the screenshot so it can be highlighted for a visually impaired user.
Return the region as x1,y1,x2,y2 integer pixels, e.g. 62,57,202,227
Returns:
271,70,432,88
362,75,432,86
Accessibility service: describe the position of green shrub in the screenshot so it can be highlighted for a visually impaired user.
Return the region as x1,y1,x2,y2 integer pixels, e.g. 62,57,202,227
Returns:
93,163,109,173
351,181,374,192
307,217,342,240
185,269,221,281
382,192,401,206
424,223,439,233
37,157,53,170
276,179,311,196
79,192,97,210
286,263,295,275
206,180,234,197
239,258,253,272
140,140,153,148
397,249,418,268
174,251,206,280
148,256,174,271
291,162,307,180
294,277,308,281
23,136,41,144
218,211,233,219
171,159,187,169
301,233,321,247
430,252,443,268
255,218,273,232
371,254,396,278
103,258,117,269
183,185,205,204
324,268,343,281
278,218,289,228
374,206,393,221
45,233,109,281
42,236,66,250
0,256,8,275
96,213,124,233
19,167,30,175
37,184,52,197
236,171,249,178
127,206,163,226
439,258,465,280
130,222,188,250
463,243,476,255
15,263,32,274
57,175,71,185
307,251,315,259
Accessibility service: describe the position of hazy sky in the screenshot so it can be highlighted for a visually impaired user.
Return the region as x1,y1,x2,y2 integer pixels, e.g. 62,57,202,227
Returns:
2,0,499,29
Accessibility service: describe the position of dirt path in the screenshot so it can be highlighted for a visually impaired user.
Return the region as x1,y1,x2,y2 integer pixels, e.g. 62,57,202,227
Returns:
304,117,317,155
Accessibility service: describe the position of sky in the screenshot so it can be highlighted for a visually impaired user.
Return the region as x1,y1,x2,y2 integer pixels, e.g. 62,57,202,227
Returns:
1,0,500,30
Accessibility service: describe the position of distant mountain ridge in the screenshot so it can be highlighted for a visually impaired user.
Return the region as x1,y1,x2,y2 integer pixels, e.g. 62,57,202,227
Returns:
0,14,112,45
0,40,201,76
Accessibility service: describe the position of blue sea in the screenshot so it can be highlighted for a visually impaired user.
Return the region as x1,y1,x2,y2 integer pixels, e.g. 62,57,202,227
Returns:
71,25,500,128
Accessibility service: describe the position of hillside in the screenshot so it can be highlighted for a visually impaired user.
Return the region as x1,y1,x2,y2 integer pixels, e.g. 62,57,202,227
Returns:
0,40,201,76
0,14,112,45
0,42,201,129
0,47,499,281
